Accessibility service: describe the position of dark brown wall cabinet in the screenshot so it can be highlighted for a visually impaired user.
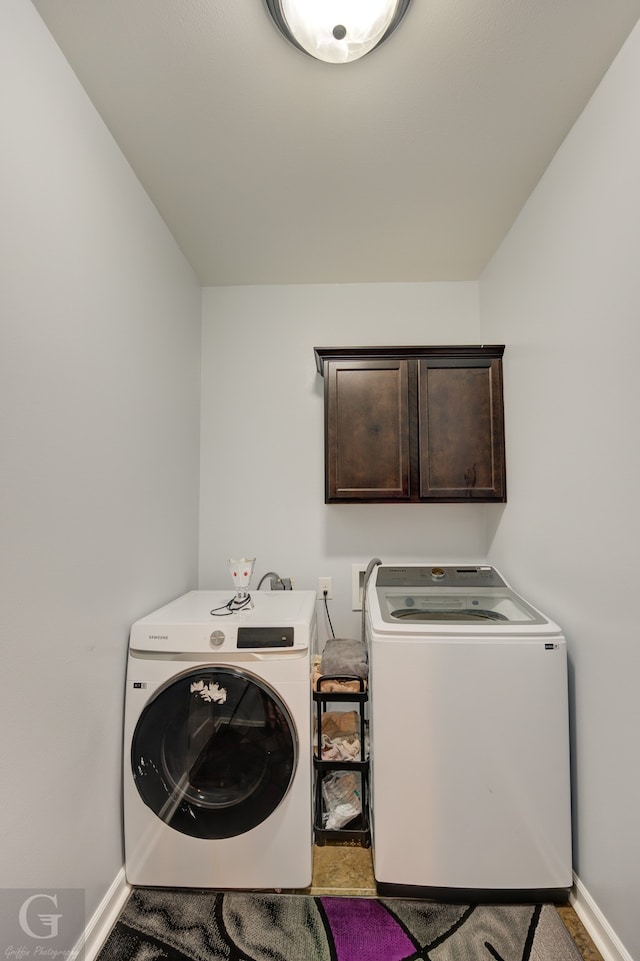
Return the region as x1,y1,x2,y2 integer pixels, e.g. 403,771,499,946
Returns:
314,346,506,504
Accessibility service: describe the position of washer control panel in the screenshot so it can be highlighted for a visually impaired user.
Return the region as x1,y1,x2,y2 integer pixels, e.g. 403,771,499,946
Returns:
237,627,294,648
376,566,506,588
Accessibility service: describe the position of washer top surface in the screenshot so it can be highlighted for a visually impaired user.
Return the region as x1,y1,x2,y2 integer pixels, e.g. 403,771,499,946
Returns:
368,565,561,636
130,589,317,654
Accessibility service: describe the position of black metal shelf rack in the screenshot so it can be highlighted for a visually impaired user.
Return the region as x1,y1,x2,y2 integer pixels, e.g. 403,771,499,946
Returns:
313,675,371,847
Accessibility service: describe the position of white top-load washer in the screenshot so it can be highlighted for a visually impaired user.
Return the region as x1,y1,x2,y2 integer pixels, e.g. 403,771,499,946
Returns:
366,564,572,902
124,589,316,889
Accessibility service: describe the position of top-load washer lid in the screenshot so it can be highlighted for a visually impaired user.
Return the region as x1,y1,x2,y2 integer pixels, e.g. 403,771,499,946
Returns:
129,589,317,654
369,566,559,633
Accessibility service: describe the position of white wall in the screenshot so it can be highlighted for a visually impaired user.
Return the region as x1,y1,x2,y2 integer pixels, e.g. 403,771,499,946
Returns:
480,20,640,961
0,0,201,934
200,282,491,641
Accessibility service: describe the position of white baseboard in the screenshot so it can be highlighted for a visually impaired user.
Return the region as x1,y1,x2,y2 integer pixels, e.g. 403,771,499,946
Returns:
71,867,130,961
570,873,633,961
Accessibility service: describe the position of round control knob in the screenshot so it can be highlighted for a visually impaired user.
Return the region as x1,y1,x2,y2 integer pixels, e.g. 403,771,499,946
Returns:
430,567,446,579
209,630,225,647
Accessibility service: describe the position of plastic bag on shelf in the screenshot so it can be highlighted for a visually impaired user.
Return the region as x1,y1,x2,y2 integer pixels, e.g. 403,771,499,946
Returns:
321,770,362,830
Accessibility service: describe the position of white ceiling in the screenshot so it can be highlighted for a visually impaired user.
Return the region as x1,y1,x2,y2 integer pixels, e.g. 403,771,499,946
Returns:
31,0,640,286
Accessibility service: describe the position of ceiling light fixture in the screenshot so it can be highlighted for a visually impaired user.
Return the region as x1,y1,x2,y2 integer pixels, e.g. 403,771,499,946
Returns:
265,0,413,64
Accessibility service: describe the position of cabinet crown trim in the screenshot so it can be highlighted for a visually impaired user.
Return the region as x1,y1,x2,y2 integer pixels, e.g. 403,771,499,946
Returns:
314,345,505,376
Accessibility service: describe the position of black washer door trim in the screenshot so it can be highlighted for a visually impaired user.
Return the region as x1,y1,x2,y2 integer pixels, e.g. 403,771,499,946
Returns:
131,666,298,839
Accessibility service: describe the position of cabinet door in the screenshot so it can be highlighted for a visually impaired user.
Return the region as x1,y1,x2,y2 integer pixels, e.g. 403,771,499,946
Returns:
325,360,410,502
418,358,506,501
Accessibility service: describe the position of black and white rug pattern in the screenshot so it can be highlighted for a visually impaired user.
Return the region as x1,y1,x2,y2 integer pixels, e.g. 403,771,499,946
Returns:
97,888,582,961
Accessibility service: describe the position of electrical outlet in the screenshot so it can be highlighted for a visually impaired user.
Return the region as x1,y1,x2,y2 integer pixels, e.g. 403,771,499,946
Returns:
317,576,333,600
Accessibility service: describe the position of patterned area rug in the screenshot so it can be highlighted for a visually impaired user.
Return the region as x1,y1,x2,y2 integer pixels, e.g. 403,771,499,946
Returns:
97,888,582,961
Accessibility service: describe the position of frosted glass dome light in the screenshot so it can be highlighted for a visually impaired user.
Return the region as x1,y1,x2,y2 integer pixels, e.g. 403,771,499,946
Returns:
265,0,413,64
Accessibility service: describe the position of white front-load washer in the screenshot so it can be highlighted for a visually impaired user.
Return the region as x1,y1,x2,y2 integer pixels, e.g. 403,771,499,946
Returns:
366,564,572,902
124,589,317,889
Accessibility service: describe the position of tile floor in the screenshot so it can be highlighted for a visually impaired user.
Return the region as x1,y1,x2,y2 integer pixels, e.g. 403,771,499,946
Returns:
305,844,604,961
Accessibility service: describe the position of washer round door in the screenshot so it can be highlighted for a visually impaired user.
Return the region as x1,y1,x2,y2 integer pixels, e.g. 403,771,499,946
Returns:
131,666,298,839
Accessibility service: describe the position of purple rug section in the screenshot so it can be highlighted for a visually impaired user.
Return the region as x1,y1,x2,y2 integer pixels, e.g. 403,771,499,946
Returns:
320,897,416,961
